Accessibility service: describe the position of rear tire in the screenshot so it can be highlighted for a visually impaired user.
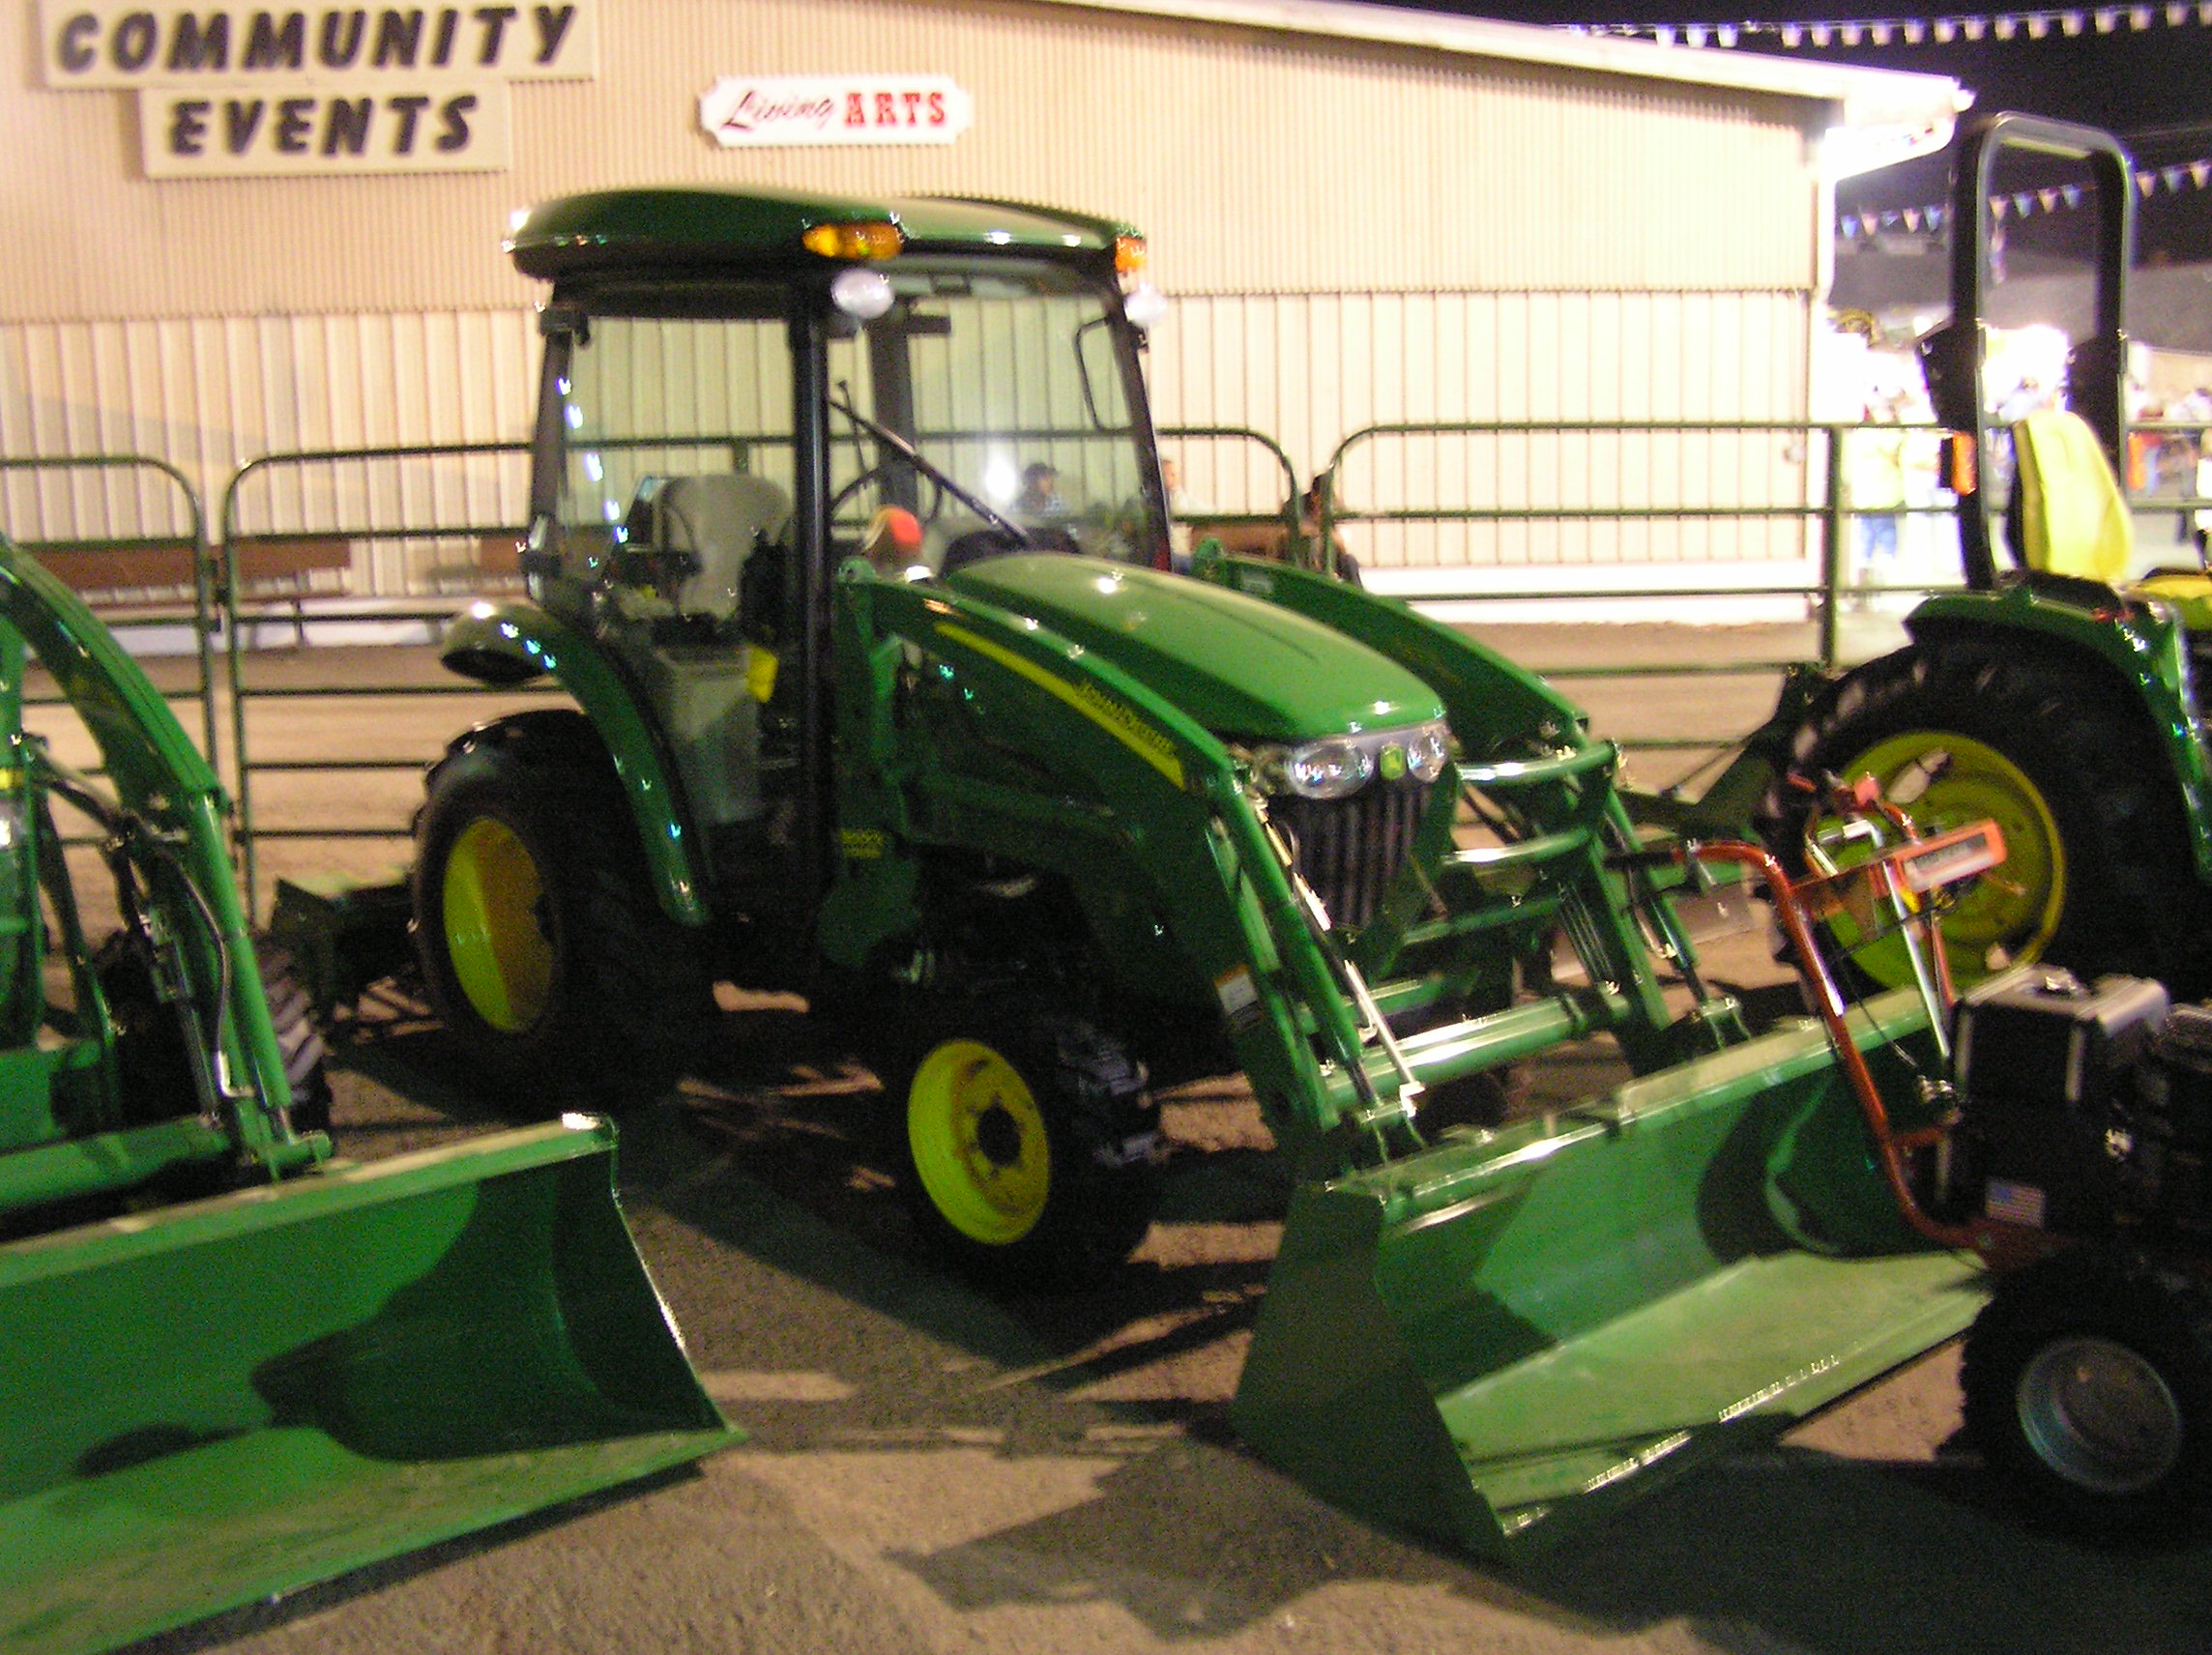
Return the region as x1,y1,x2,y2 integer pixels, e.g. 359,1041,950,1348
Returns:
1764,641,2210,994
1962,1247,2212,1532
413,718,707,1110
879,1002,1161,1289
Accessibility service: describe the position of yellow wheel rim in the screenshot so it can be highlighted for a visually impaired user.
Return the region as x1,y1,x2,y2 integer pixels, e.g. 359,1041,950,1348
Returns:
907,1038,1051,1246
442,816,554,1033
1812,729,2066,990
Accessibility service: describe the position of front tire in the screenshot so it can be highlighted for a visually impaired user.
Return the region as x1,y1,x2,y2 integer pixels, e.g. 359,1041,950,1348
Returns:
412,716,707,1109
257,940,334,1135
880,1004,1161,1289
96,933,332,1135
1765,641,2208,993
1962,1247,2212,1532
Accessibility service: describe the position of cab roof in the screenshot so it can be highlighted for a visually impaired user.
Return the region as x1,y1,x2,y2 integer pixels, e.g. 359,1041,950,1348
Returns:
507,187,1136,281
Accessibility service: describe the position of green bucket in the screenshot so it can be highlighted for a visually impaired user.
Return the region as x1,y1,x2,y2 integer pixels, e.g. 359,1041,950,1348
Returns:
1233,991,1989,1554
0,1118,740,1655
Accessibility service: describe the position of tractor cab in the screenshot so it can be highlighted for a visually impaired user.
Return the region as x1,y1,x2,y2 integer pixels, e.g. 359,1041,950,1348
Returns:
511,189,1169,596
481,187,1174,895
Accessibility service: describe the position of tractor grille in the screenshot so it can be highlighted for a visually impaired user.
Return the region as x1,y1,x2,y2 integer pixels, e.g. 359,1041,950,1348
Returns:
1271,775,1428,932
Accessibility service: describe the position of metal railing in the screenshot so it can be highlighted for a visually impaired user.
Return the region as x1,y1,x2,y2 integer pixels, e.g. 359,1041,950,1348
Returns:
13,397,2212,948
206,421,1972,902
32,413,2212,919
1155,423,1302,547
218,440,553,914
1308,419,1975,756
0,453,220,762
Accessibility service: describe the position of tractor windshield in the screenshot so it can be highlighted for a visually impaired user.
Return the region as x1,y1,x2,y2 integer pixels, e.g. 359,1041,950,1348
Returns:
826,260,1167,570
538,263,1166,590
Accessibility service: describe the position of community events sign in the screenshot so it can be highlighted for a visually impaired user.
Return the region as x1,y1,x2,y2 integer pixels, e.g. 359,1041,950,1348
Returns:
38,2,598,176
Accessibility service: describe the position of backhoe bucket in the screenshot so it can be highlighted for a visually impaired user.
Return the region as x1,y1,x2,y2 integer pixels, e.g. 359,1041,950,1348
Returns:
0,1118,740,1655
1233,990,1989,1556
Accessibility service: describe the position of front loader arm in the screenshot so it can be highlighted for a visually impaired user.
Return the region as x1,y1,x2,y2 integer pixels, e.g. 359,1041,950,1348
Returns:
1197,556,1728,1071
0,539,320,1174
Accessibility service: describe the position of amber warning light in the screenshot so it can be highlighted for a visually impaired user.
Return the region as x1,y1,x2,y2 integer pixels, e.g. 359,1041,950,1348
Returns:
802,221,904,260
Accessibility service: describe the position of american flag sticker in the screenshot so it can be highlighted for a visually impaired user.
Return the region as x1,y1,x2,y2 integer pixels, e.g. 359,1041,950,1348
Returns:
1984,1178,2048,1229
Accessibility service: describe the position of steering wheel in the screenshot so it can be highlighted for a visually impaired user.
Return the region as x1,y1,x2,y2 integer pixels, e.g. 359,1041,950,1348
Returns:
941,524,1080,577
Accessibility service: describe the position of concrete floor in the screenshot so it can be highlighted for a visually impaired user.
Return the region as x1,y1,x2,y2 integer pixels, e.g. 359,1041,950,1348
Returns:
47,613,2211,1655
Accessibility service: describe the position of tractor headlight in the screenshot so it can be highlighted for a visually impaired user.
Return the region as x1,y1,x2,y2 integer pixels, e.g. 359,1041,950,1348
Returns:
1285,738,1374,799
1405,724,1451,782
1249,718,1451,799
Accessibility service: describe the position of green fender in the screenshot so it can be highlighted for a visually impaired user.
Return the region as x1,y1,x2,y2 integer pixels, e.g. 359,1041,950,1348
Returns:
439,601,712,927
1906,584,2212,886
839,572,1408,1171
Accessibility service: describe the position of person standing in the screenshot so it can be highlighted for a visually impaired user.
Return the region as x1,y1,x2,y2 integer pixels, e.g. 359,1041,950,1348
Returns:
1846,395,1907,593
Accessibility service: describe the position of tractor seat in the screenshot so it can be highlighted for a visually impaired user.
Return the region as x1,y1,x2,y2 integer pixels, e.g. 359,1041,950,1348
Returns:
2011,408,2134,586
2010,409,2212,629
626,473,792,623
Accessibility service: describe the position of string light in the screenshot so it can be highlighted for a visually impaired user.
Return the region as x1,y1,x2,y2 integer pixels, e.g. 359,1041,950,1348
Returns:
1550,9,2212,240
1561,5,2212,48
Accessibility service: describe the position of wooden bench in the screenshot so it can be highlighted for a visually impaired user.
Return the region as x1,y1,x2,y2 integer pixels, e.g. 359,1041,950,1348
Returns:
225,536,357,645
1187,519,1299,561
227,535,354,595
20,537,352,600
17,536,354,647
22,537,203,601
422,532,525,594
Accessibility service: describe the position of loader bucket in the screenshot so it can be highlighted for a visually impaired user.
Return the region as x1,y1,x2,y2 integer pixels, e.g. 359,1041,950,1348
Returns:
0,1118,740,1655
1233,990,1989,1556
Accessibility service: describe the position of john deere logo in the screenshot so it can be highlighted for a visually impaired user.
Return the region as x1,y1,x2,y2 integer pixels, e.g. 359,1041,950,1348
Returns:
1379,744,1408,781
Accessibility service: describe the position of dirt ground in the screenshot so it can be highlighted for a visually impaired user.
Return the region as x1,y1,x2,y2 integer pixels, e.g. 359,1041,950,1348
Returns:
64,620,2212,1655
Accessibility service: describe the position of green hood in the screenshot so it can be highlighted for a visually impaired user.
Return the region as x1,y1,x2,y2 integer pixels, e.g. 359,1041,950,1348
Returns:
946,556,1442,740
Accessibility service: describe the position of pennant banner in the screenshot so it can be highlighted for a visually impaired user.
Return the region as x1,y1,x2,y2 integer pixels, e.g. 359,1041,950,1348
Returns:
1557,5,2212,241
1566,4,2212,48
1836,151,2212,238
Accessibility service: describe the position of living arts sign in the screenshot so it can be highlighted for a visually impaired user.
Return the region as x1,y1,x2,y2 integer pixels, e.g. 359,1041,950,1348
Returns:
37,2,598,177
699,75,973,148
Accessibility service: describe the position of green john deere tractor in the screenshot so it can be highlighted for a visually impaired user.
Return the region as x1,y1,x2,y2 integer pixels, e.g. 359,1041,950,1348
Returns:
0,540,736,1655
377,181,2028,1552
414,186,1761,1274
1762,111,2212,997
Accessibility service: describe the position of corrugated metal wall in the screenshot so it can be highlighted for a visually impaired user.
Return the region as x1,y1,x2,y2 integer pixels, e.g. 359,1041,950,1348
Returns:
3,284,1810,572
0,312,538,546
2,0,1830,582
6,0,1821,319
1150,287,1812,567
